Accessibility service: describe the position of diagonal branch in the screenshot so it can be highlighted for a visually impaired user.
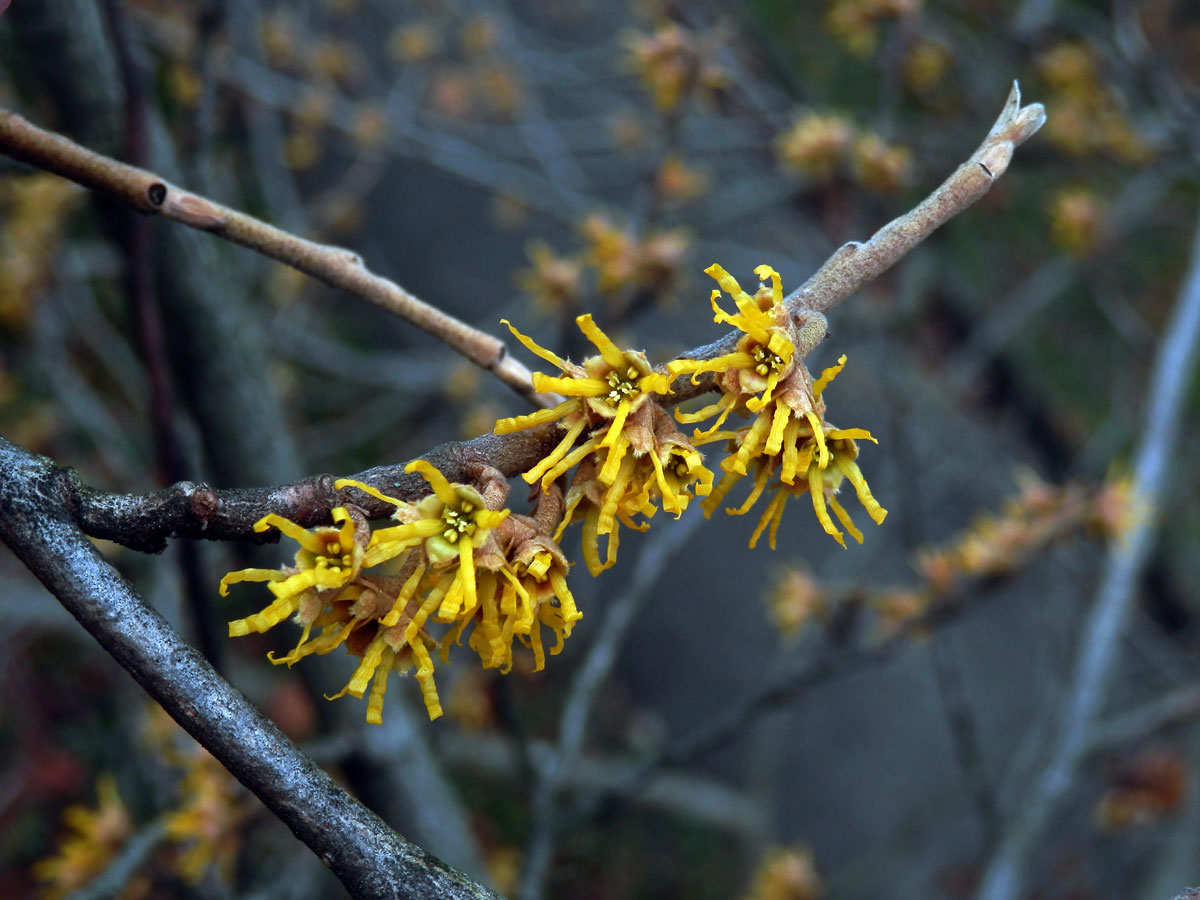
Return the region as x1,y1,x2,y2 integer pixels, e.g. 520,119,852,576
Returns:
973,207,1200,900
0,108,541,403
0,436,503,900
1,84,1043,414
788,81,1046,315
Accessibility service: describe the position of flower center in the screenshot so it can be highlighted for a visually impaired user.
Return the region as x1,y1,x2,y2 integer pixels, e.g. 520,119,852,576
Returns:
315,540,353,573
752,344,786,377
441,502,477,544
604,366,641,407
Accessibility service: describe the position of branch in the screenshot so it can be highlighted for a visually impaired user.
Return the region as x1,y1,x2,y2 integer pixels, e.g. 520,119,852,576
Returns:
973,207,1200,900
60,428,560,552
786,81,1046,315
0,108,540,403
1,83,1045,548
666,82,1045,403
0,437,503,900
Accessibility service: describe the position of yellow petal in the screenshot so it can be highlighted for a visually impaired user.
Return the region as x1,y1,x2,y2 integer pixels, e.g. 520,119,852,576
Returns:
830,498,864,544
753,264,782,304
764,403,792,456
531,373,608,397
406,459,459,507
576,313,627,370
334,479,405,509
365,647,394,725
813,354,848,397
494,398,577,434
601,400,631,447
228,594,299,636
219,568,286,597
525,417,588,486
255,513,326,554
834,457,888,525
805,411,829,469
808,467,845,548
503,318,569,371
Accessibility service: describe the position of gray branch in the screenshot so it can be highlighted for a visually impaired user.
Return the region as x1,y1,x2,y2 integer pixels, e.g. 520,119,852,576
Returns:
973,208,1200,900
0,437,505,900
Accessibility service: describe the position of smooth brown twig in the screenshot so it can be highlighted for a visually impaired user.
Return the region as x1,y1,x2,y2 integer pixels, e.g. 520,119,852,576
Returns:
0,108,543,404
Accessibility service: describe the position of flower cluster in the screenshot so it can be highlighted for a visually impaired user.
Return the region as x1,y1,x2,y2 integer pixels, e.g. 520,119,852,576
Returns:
222,460,580,721
495,314,712,574
33,775,138,900
915,469,1139,596
669,263,886,549
623,22,728,113
776,112,911,193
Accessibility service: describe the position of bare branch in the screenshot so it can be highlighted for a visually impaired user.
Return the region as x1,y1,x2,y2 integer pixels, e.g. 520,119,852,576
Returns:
973,207,1200,900
0,436,504,900
787,82,1046,315
0,109,543,404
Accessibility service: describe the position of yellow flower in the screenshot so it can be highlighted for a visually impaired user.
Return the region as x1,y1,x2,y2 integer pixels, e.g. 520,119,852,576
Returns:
495,314,673,489
444,524,582,673
623,23,727,113
33,775,136,900
670,264,801,430
518,240,584,315
704,418,885,549
740,845,823,900
164,749,246,884
223,505,370,639
324,462,508,721
850,132,911,194
671,263,885,548
496,316,710,572
223,461,511,723
775,113,855,180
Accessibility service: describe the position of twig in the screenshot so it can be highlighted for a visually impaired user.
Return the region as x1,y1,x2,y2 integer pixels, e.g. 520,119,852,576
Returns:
2,81,1042,412
63,426,563,552
64,819,168,900
0,438,504,900
787,82,1045,315
438,731,765,837
667,82,1046,403
0,109,541,403
1090,684,1200,754
973,208,1200,900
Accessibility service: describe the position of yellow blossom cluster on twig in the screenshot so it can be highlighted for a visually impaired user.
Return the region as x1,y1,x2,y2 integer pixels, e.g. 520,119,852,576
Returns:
670,264,887,549
739,844,824,900
623,21,728,113
495,314,712,575
222,460,580,721
916,469,1141,596
518,213,691,319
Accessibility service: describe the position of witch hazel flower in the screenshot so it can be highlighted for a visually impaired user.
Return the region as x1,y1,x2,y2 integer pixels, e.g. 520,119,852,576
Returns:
669,263,886,548
495,314,711,572
223,459,582,723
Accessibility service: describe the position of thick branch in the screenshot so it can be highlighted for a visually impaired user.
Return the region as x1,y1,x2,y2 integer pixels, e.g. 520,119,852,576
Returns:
0,108,540,403
0,437,503,900
66,427,563,552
